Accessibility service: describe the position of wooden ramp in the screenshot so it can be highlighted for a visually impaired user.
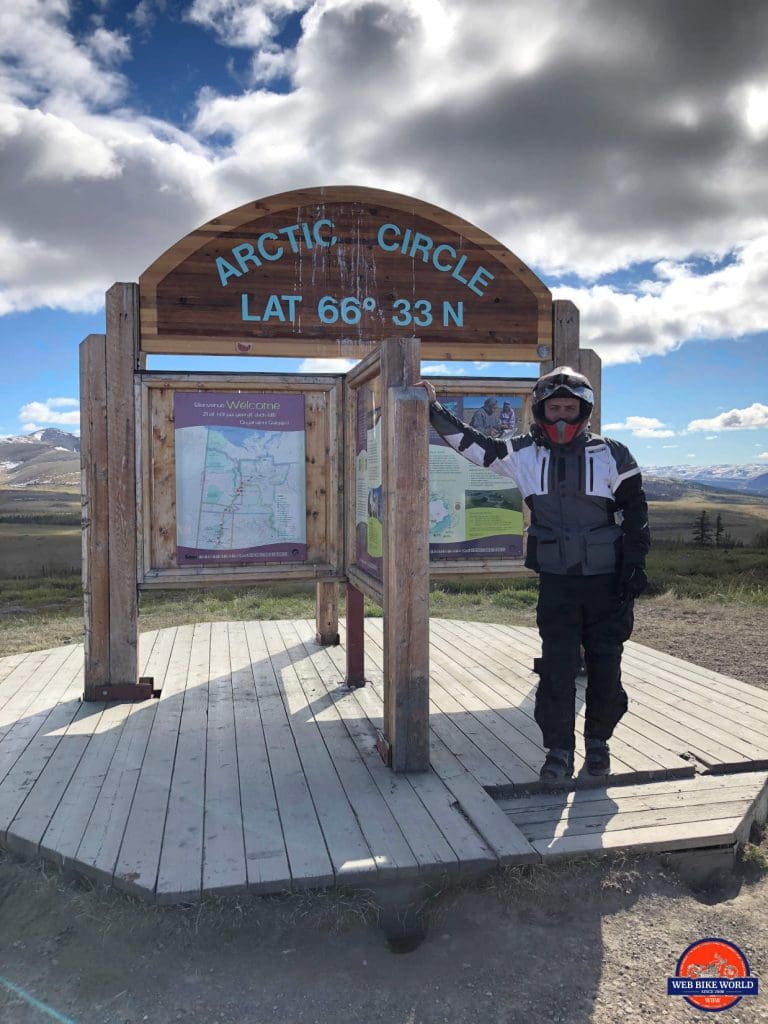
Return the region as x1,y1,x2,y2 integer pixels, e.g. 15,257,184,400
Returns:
0,619,766,904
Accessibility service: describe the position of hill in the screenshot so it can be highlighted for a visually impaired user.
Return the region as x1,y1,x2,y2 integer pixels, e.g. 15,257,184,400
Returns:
643,462,768,496
0,430,80,489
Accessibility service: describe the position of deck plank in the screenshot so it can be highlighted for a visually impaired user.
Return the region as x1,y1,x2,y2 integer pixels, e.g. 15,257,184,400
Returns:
227,620,291,893
625,641,768,713
202,622,247,895
40,699,135,868
112,625,192,897
155,622,211,903
6,696,107,858
0,649,85,835
531,818,745,858
0,646,81,748
313,624,462,873
243,621,334,890
362,624,528,868
262,620,377,885
281,619,421,879
75,638,160,888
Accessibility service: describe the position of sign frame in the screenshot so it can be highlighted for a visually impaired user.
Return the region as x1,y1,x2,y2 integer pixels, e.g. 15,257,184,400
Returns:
426,376,538,577
136,371,343,588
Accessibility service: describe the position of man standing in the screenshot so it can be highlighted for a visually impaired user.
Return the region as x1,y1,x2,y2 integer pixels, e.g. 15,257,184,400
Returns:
419,367,650,782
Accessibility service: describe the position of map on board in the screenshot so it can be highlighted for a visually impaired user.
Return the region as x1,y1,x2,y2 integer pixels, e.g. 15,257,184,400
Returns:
174,392,306,565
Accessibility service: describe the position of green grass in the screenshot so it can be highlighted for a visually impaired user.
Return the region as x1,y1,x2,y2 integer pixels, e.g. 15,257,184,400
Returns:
1,544,766,656
645,545,768,604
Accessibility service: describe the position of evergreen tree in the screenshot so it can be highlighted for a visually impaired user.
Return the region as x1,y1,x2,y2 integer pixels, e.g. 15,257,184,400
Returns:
692,509,713,547
715,513,724,547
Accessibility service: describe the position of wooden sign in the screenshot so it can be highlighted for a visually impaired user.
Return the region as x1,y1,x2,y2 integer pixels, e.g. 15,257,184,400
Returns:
139,186,552,361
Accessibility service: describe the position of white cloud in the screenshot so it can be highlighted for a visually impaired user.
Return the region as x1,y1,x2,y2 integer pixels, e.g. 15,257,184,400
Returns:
19,397,80,428
297,357,357,373
555,237,768,364
422,363,464,375
758,451,768,460
662,444,678,449
1,0,768,366
602,415,675,438
687,402,768,432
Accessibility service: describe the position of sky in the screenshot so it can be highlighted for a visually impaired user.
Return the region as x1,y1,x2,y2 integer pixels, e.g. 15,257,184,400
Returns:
1,0,767,468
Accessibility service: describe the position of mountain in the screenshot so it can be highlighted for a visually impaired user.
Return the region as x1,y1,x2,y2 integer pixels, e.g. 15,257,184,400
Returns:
0,431,80,489
642,463,768,497
28,428,80,453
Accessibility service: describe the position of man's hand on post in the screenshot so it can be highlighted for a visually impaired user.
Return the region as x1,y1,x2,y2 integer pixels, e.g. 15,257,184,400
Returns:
416,380,436,403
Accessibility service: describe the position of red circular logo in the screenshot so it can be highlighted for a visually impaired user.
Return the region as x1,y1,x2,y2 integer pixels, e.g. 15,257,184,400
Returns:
674,938,752,1012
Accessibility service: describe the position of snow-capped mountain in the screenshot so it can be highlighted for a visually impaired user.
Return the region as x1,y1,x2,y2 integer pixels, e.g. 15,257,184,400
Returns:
0,431,80,488
642,463,768,496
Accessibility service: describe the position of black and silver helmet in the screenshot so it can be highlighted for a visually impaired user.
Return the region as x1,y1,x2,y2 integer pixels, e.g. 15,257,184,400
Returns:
532,366,594,446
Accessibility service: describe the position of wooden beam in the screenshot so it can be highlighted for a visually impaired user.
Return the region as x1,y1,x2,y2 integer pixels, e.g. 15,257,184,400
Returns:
80,334,110,698
105,283,140,689
381,338,430,772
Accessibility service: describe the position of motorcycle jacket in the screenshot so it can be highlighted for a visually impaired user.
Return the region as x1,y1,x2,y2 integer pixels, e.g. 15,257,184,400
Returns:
429,401,650,576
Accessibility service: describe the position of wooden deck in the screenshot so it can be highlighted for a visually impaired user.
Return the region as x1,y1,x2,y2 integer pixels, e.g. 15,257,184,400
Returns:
0,619,767,903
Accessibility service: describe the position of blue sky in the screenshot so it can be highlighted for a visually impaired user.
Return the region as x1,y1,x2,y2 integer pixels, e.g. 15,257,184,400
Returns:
1,0,767,467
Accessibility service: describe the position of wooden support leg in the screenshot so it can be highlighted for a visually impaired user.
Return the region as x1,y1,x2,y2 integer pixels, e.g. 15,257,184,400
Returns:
315,581,340,646
345,582,366,688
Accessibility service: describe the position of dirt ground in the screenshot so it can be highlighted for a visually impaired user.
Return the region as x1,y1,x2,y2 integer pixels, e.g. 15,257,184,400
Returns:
1,595,767,1024
1,841,767,1024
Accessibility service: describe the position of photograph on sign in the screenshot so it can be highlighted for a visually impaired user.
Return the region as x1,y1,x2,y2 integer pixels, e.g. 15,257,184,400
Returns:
429,394,524,560
353,378,383,580
174,391,307,565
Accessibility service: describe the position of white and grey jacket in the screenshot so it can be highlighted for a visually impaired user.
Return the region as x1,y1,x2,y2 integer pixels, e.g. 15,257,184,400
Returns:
430,402,650,576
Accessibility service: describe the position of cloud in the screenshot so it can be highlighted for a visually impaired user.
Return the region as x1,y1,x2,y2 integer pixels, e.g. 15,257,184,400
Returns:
556,237,768,364
602,415,675,438
19,397,80,428
758,451,768,460
296,356,357,372
687,402,768,431
422,363,464,374
1,0,768,367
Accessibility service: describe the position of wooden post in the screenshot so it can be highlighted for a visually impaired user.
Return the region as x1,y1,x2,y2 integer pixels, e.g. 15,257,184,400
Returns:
315,581,340,645
579,348,602,434
552,299,580,370
80,335,110,696
380,338,430,772
99,283,142,696
345,582,365,686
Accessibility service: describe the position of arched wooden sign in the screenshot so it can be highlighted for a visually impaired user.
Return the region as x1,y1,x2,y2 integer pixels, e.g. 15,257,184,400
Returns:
139,186,552,361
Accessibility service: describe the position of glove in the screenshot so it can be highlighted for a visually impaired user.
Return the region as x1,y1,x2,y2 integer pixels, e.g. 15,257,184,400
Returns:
617,565,648,601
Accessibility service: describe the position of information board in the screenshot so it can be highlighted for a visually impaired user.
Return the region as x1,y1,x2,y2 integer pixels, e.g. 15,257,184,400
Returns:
353,377,383,580
429,393,524,560
174,391,307,565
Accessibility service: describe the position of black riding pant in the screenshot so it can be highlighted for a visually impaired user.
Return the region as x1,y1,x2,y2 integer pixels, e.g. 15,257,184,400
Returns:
534,573,633,751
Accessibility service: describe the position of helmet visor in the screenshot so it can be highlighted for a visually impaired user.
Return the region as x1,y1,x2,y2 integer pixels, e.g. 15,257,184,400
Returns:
535,381,594,405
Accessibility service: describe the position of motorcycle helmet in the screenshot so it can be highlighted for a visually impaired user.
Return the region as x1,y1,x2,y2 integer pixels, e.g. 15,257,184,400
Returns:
532,365,594,446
